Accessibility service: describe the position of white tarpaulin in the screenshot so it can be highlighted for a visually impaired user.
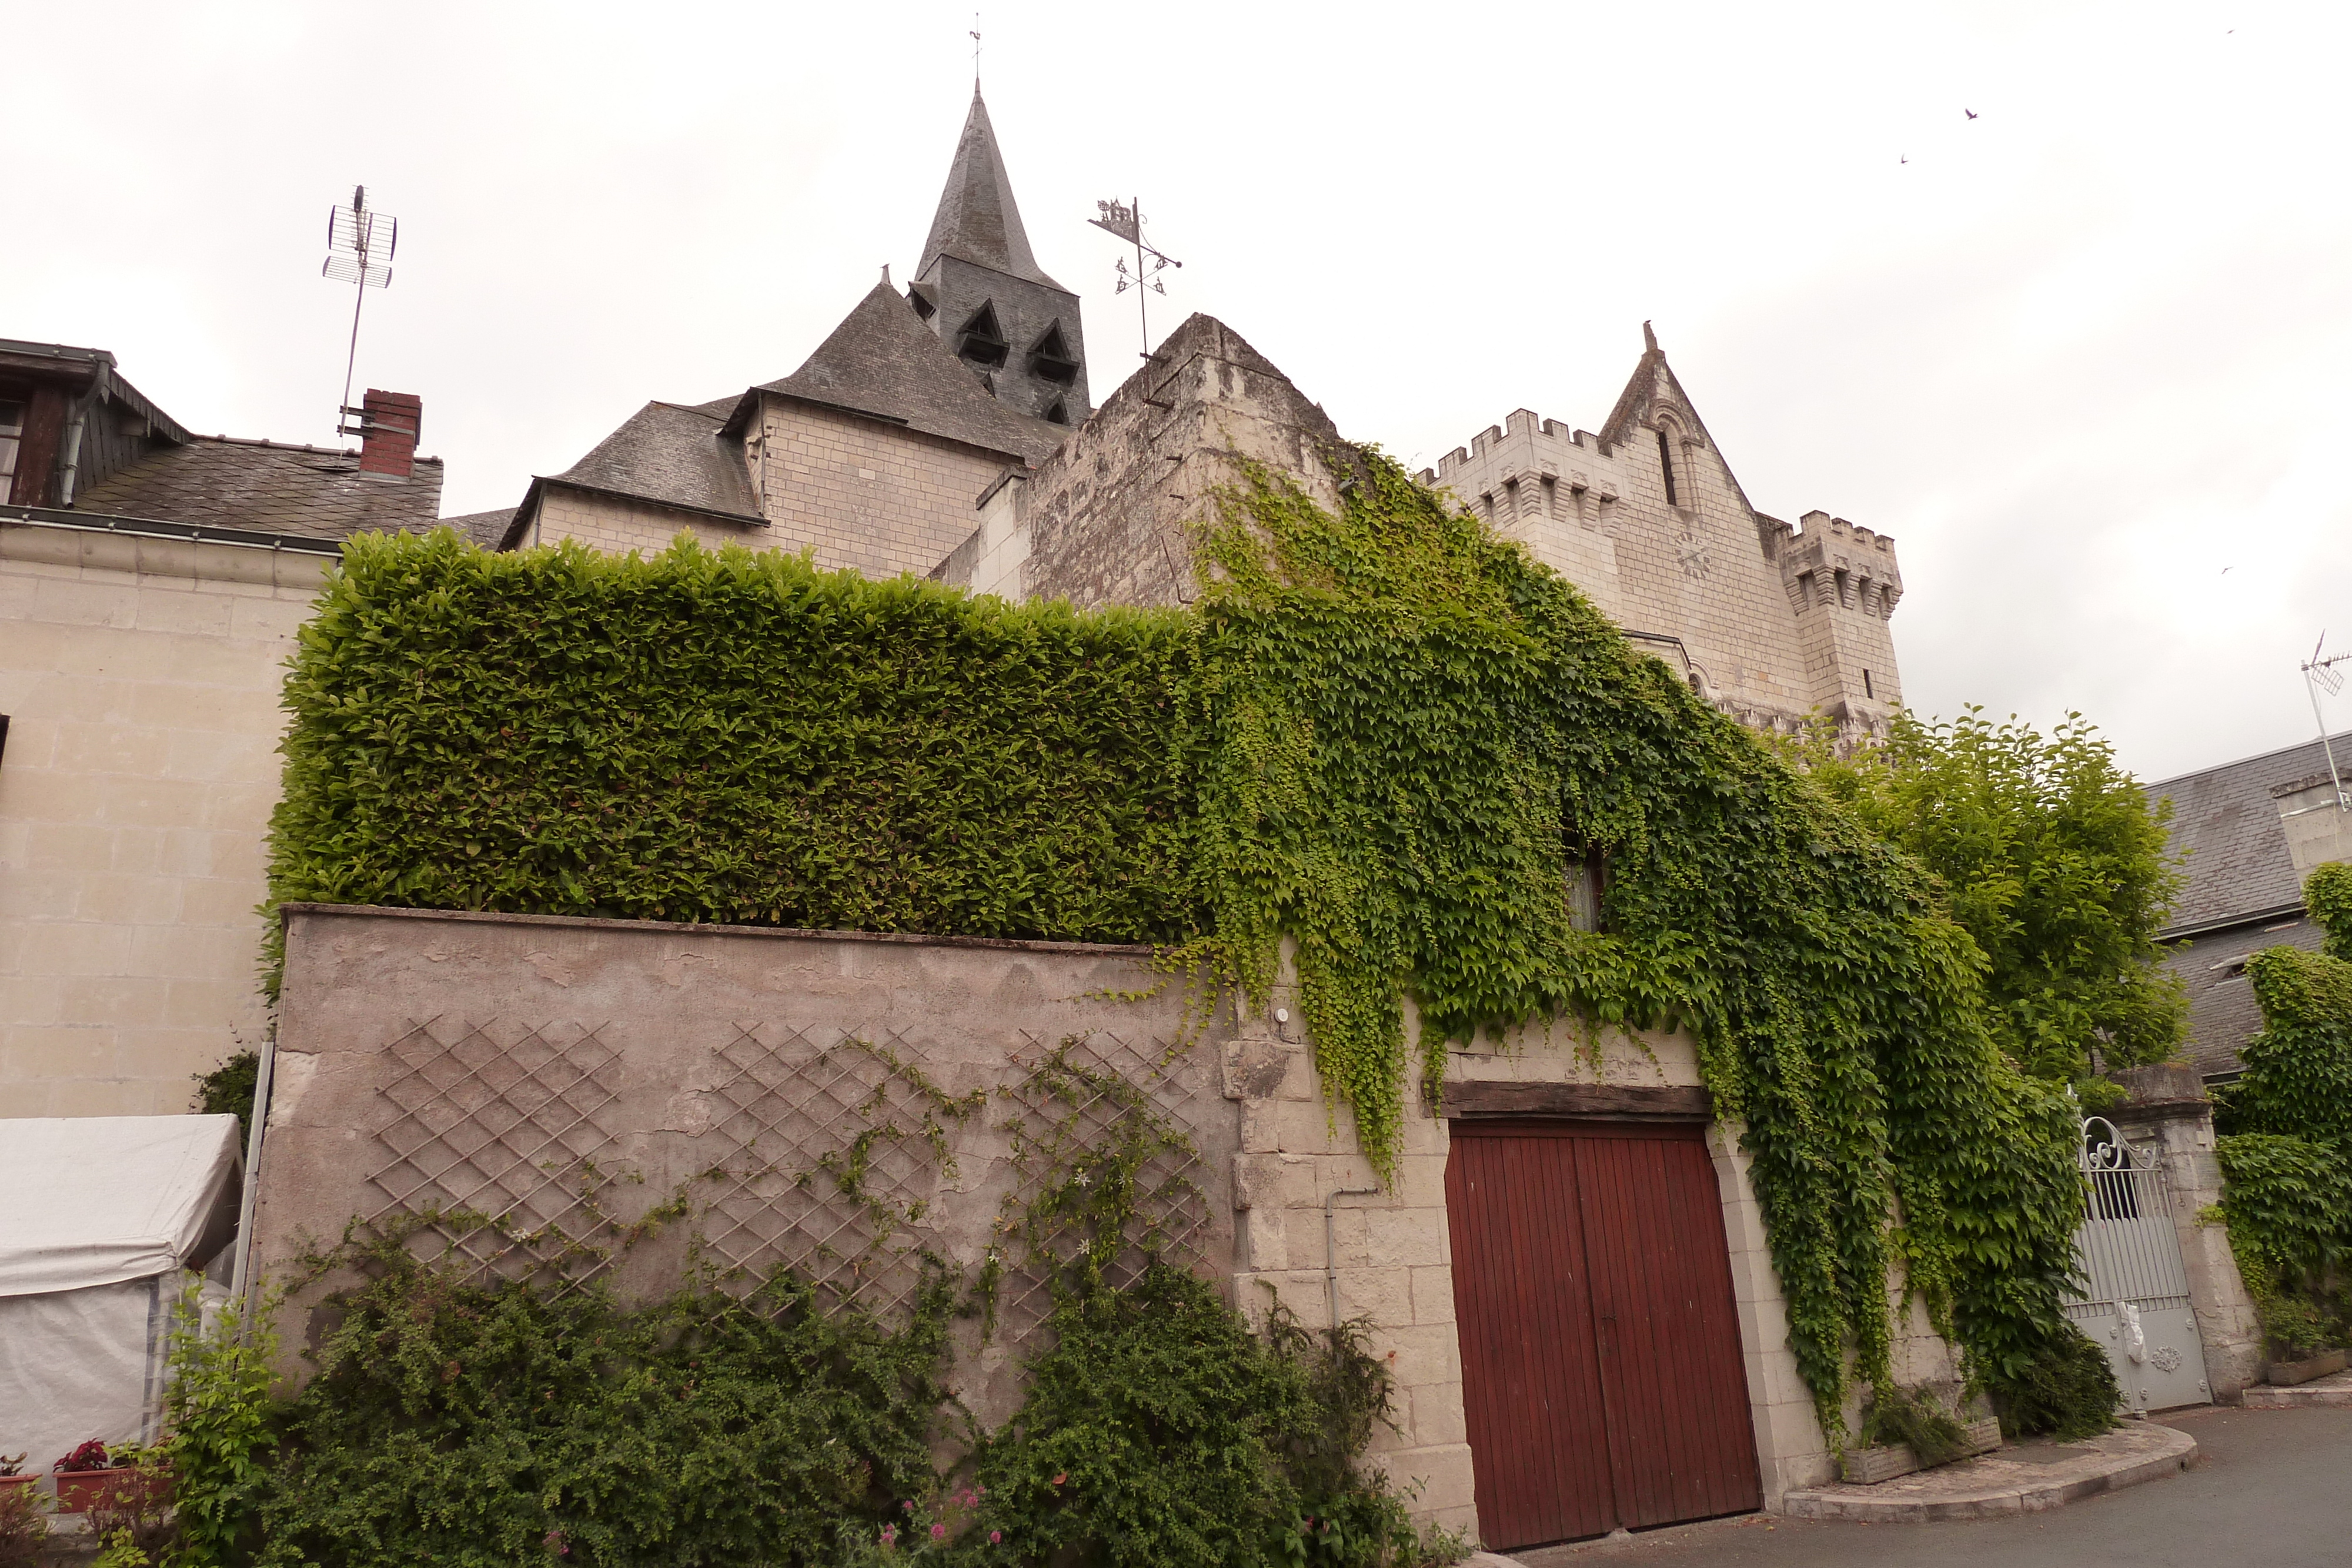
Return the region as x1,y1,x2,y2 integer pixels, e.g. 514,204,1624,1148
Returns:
0,1116,241,1469
0,1115,243,1296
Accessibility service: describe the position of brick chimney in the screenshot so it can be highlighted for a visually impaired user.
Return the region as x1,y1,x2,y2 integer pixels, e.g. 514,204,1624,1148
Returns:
356,389,421,479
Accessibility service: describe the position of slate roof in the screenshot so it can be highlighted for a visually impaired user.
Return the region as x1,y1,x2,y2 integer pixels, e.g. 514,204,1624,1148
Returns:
749,282,1066,466
72,436,444,540
437,508,516,549
2164,914,2328,1079
2148,731,2352,934
541,400,761,520
917,89,1063,289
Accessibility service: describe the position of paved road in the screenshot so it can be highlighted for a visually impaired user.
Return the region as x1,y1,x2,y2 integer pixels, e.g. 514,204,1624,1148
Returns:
1516,1407,2352,1568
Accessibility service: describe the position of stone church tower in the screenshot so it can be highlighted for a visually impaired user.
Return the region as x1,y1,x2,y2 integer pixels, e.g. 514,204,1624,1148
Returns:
906,89,1091,427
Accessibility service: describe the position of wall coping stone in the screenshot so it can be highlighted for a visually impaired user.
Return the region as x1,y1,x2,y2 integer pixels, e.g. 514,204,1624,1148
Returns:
275,900,1163,958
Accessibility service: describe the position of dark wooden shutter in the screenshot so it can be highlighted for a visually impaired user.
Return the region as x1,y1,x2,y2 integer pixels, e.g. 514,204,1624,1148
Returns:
1447,1119,1761,1548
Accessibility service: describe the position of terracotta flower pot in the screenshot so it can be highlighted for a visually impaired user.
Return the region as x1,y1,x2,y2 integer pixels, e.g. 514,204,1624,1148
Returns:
0,1475,36,1497
52,1467,169,1515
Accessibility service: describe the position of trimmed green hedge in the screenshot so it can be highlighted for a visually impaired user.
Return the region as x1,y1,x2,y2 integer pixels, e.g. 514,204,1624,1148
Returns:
268,534,1205,952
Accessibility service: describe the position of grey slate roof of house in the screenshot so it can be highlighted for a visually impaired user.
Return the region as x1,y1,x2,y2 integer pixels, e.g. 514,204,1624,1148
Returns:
2166,914,2327,1079
918,88,1064,289
72,436,445,540
747,281,1066,466
436,509,517,549
2147,730,2352,934
542,400,762,520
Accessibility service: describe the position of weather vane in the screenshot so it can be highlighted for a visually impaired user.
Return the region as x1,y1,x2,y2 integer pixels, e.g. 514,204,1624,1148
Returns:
970,14,981,86
1089,198,1182,354
321,184,396,446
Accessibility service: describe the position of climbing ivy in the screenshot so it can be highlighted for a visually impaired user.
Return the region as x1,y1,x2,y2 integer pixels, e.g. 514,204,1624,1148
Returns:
2215,865,2352,1342
1189,452,2087,1426
270,460,2102,1435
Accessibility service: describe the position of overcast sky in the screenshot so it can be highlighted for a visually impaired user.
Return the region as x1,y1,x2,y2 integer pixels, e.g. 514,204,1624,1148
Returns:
8,0,2347,784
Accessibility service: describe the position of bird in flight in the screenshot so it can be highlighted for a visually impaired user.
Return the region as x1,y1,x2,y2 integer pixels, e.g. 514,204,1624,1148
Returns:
1900,155,1910,164
1965,108,1979,119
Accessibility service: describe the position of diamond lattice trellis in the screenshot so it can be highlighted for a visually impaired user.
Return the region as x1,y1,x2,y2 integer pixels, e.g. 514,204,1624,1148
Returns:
365,1017,624,1288
699,1024,971,1318
991,1029,1211,1344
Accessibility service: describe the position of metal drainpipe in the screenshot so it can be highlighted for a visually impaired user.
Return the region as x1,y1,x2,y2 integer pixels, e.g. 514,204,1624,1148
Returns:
56,362,112,507
1324,1184,1379,1330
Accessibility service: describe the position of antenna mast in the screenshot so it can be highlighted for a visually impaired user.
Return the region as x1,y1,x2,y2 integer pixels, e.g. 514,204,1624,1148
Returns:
1090,198,1182,355
2303,634,2350,812
322,185,397,444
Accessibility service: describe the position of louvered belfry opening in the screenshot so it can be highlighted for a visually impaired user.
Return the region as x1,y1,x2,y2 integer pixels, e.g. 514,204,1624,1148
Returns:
957,302,1010,369
1028,322,1080,387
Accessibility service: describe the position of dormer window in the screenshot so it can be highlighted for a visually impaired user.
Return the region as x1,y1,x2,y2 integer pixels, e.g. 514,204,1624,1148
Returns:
907,283,938,323
1044,399,1069,425
957,302,1009,369
1028,322,1080,387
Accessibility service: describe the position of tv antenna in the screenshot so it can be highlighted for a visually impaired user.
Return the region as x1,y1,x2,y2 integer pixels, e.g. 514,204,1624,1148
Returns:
1089,198,1182,355
322,185,397,445
2303,633,2350,811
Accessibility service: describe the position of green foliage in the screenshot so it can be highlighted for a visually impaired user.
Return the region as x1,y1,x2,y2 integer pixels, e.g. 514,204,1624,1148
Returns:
1985,1328,2120,1441
1856,1384,1969,1466
963,1271,1435,1568
2307,861,2352,961
255,1241,957,1568
0,1481,48,1568
268,458,2102,1439
165,1288,279,1566
266,533,1205,991
1801,708,2186,1084
192,1050,259,1144
2209,874,2352,1356
1190,454,2088,1429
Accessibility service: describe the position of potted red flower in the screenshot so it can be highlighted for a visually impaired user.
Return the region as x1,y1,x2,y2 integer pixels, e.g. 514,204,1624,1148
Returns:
50,1442,169,1516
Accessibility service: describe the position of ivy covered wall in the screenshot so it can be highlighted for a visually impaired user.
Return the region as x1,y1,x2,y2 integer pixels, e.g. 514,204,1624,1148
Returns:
269,458,2097,1432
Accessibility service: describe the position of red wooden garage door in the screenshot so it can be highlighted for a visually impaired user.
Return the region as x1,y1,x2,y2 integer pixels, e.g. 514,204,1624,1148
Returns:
1446,1119,1761,1550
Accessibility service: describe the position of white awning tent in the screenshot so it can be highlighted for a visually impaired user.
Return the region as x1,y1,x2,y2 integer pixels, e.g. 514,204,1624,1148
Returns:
0,1116,243,1472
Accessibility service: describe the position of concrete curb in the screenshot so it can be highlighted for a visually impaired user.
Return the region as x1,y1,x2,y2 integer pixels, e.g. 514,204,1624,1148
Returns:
2243,1368,2352,1407
1779,1421,2197,1522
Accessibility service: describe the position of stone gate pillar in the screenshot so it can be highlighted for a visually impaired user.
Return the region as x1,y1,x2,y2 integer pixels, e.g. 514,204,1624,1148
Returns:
2109,1064,2264,1403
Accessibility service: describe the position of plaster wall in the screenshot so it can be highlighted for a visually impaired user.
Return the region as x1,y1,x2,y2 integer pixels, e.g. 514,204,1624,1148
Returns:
0,520,328,1116
256,904,1904,1544
2273,781,2352,877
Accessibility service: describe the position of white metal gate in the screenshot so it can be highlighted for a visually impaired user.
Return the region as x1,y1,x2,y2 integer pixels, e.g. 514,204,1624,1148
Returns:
2063,1116,2211,1412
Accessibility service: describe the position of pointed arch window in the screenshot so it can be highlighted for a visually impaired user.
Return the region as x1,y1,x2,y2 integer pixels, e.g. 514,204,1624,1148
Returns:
957,302,1009,369
1028,322,1081,387
1656,426,1680,507
1044,398,1070,425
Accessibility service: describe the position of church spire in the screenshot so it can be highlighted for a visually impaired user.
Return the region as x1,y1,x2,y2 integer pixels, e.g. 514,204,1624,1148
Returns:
918,88,1061,289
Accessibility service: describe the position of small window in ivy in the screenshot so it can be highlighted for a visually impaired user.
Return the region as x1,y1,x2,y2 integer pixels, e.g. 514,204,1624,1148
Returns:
1566,845,1608,933
958,302,1009,369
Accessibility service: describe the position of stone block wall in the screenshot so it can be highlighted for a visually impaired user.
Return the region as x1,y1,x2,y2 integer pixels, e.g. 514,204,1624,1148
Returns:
749,395,1021,580
1018,314,1349,611
1421,386,1903,740
528,484,763,558
0,519,330,1116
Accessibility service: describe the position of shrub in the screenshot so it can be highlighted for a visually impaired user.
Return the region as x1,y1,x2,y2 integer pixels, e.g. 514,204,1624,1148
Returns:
1857,1384,1970,1466
0,1482,48,1568
192,1049,259,1144
1986,1327,2119,1441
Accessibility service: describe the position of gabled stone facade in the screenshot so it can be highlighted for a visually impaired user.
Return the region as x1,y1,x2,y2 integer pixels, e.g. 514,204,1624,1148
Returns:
1418,327,1904,740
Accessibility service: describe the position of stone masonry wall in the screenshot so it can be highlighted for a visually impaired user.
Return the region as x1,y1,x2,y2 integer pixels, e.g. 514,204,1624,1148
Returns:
1015,314,1349,610
749,395,1022,580
1422,392,1903,737
0,520,330,1116
528,484,763,558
